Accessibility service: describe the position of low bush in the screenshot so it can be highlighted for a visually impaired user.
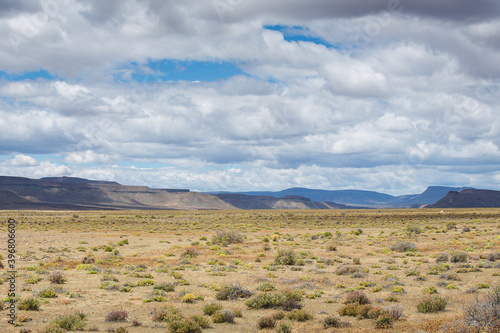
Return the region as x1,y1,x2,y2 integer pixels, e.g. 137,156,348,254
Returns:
417,296,447,313
168,318,202,333
385,304,404,320
344,290,371,305
487,252,500,262
389,241,417,252
48,271,67,284
190,315,212,329
257,316,276,329
374,313,393,329
323,316,350,328
367,307,385,319
212,309,235,324
212,229,244,245
105,310,130,322
50,312,86,331
287,309,313,321
336,265,360,276
256,282,277,292
203,302,223,316
154,282,175,292
440,285,500,333
273,249,297,265
339,303,359,317
245,292,286,309
216,285,253,300
436,252,449,262
450,252,468,263
276,323,293,333
18,297,40,311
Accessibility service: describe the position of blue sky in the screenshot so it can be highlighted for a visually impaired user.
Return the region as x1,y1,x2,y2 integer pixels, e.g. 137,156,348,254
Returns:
0,0,499,194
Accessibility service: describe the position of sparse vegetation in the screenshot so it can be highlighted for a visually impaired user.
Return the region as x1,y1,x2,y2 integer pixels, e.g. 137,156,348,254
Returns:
1,209,499,332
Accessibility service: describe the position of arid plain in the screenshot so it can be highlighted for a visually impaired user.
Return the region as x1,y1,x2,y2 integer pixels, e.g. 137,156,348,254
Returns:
0,209,499,333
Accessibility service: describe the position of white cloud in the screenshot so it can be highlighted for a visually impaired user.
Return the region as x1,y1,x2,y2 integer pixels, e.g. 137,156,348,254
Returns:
8,154,38,166
0,0,499,194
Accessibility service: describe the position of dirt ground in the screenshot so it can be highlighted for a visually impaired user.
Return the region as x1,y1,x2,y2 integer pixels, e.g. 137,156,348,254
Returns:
0,209,498,333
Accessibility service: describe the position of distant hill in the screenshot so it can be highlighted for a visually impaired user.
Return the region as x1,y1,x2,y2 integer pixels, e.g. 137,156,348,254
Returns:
0,175,490,210
391,186,471,207
233,186,470,208
213,193,360,209
426,189,500,208
237,188,396,207
0,176,234,210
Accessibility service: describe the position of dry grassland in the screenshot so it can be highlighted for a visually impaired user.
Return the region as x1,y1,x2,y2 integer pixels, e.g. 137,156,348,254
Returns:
0,209,499,333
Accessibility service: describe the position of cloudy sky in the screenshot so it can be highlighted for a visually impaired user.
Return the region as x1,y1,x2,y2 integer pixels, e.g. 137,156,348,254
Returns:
0,0,499,195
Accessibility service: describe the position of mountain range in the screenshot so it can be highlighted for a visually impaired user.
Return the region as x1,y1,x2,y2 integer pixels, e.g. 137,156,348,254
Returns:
0,175,498,210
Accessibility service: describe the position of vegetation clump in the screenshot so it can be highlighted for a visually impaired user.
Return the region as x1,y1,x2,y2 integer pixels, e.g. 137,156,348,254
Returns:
273,249,297,265
211,229,244,245
390,241,417,252
417,296,447,313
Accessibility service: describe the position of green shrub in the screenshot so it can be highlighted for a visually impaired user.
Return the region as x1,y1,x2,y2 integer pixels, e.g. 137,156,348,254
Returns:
287,309,313,321
203,302,223,316
245,292,286,309
405,225,423,235
190,315,212,329
475,283,490,289
436,252,449,262
276,323,293,333
50,312,86,330
212,229,244,245
48,271,67,284
417,296,447,313
423,286,438,294
257,282,277,292
181,293,196,303
273,249,297,265
367,307,385,319
450,252,468,263
39,288,57,298
339,303,359,317
323,316,350,328
212,309,235,324
389,241,417,252
257,316,276,329
357,304,373,319
168,318,202,333
374,313,393,329
152,306,184,323
154,282,175,292
216,285,253,300
18,297,40,311
43,323,66,333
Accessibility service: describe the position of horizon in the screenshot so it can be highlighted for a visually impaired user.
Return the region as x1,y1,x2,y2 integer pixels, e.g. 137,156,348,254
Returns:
0,174,481,197
1,1,499,196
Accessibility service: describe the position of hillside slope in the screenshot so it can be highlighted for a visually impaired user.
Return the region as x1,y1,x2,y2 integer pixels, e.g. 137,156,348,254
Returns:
0,176,234,210
426,189,500,208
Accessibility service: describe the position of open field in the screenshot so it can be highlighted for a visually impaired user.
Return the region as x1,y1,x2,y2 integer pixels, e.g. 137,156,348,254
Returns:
0,209,499,333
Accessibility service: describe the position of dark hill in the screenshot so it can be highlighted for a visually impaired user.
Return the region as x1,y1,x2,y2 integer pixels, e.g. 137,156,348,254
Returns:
392,186,471,207
426,189,500,208
0,176,234,210
237,188,396,207
213,193,358,209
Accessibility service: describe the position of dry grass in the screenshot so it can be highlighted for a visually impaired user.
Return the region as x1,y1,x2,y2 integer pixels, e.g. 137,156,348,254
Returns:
0,208,499,332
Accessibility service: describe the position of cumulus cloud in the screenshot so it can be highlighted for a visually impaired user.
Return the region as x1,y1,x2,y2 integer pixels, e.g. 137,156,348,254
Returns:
0,0,499,194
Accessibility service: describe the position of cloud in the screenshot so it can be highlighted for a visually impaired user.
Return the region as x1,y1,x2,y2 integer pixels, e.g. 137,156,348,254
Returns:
0,0,499,195
8,154,38,166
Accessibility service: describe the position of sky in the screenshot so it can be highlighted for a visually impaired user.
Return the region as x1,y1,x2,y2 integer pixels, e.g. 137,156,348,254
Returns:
0,0,499,195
